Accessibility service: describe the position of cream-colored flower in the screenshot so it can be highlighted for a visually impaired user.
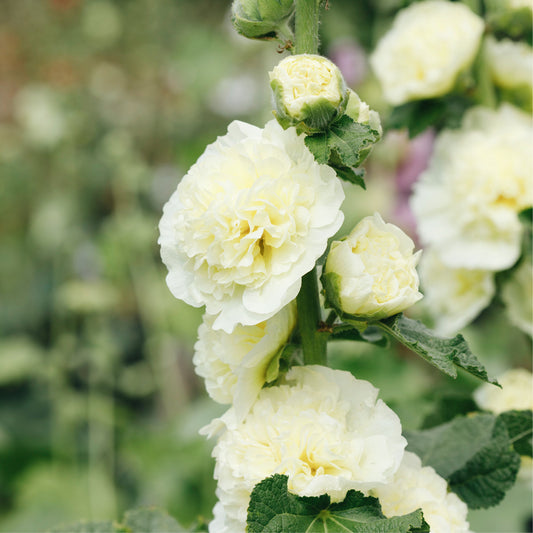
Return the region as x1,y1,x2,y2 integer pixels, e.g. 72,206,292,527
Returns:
269,54,348,131
371,451,471,533
474,368,533,414
502,258,533,337
418,248,495,336
203,365,406,532
486,36,533,91
158,119,344,333
370,0,484,105
325,213,422,319
193,302,297,420
411,104,533,271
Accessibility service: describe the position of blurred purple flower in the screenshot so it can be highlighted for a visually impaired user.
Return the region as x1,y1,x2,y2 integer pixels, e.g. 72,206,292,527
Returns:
393,129,435,238
327,39,367,87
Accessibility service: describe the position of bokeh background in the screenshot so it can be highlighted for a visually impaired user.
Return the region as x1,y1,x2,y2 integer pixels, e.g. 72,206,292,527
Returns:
0,0,531,531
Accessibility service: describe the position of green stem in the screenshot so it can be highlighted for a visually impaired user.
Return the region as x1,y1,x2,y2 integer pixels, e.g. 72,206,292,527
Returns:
297,268,327,365
294,0,321,55
293,0,325,365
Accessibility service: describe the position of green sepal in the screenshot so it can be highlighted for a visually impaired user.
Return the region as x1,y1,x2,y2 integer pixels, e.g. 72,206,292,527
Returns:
405,413,521,509
247,474,429,533
378,314,498,385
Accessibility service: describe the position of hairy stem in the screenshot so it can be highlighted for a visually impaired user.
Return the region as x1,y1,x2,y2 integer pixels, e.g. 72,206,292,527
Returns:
294,0,321,55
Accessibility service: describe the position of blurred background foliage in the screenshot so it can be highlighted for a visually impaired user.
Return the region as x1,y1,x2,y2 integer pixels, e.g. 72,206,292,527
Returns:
0,0,530,531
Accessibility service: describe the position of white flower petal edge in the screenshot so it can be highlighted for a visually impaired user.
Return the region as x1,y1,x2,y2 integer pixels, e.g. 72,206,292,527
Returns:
486,36,533,91
202,365,406,533
193,301,297,421
474,368,533,414
411,104,533,271
419,247,495,336
159,119,344,333
370,0,483,105
371,451,471,533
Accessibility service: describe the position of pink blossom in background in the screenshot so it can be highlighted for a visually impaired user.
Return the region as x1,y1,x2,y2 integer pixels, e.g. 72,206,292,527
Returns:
393,129,435,239
327,39,368,87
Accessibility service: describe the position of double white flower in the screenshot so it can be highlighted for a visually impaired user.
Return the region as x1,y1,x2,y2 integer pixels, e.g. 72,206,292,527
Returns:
411,104,533,272
370,0,484,105
159,119,344,333
202,365,407,533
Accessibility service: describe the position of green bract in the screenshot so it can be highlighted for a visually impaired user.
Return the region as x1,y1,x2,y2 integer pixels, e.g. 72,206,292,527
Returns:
231,0,295,41
269,54,349,133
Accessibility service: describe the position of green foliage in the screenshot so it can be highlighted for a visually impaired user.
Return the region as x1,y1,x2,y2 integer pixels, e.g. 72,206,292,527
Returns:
378,315,498,385
304,116,380,188
247,474,428,533
386,96,472,137
498,410,533,457
50,507,185,533
405,413,522,509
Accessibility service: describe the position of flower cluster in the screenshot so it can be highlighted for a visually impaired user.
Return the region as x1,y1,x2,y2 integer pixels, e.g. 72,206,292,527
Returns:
411,104,533,334
158,48,467,533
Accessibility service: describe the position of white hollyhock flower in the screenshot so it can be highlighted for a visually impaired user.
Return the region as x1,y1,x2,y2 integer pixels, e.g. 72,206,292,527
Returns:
411,104,533,271
474,368,533,414
345,89,382,137
269,54,348,131
158,119,344,333
501,258,533,337
193,302,297,420
370,0,484,105
418,248,495,336
371,451,471,533
486,36,533,91
202,365,406,533
325,213,423,319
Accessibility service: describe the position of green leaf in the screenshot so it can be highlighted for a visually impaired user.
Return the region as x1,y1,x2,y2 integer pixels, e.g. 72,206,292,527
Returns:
448,417,521,509
330,324,389,347
405,413,521,509
386,96,472,138
304,116,379,188
421,392,478,429
123,507,183,532
378,314,498,385
498,410,533,457
247,474,428,533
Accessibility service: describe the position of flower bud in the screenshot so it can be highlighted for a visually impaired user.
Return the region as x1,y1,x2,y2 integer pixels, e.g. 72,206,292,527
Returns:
232,0,295,41
324,213,423,320
345,89,382,137
269,54,349,132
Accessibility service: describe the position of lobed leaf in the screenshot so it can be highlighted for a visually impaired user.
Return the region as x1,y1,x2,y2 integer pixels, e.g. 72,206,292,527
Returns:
247,474,428,533
405,413,521,509
498,410,533,457
378,314,498,385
